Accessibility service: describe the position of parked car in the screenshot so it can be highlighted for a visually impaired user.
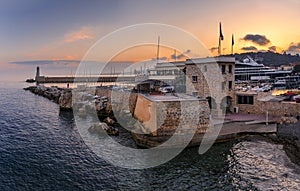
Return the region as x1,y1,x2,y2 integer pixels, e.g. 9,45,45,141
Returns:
158,86,174,93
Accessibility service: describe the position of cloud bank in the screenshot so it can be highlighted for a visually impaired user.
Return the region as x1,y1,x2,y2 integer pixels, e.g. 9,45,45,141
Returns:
10,60,80,66
287,42,300,53
241,46,258,51
241,34,271,46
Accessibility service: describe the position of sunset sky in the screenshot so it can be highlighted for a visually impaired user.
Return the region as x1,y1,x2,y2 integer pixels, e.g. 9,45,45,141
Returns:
1,0,300,81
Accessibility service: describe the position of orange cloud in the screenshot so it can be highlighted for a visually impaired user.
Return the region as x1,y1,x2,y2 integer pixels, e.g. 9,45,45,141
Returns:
51,55,77,61
64,27,94,43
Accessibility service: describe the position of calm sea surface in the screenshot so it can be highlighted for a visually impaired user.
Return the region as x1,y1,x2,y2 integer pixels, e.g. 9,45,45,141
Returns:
0,82,299,191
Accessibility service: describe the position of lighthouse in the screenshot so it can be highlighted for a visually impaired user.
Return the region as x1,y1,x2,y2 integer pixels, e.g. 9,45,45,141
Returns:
35,66,45,83
36,66,40,79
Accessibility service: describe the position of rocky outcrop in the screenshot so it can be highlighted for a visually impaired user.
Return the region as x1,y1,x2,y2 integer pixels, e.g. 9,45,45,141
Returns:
95,96,113,117
103,117,115,126
277,116,298,124
59,90,72,111
24,85,64,104
88,122,119,136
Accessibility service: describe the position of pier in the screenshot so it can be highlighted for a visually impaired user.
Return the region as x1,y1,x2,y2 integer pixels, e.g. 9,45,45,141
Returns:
34,66,135,83
36,75,136,83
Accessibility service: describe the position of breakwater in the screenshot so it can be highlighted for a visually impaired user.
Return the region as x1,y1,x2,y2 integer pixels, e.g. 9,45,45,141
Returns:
35,75,135,83
24,85,72,110
23,85,136,118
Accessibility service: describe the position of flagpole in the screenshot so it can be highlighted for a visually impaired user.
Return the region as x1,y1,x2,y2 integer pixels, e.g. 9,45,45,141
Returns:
218,37,221,56
231,34,234,55
157,36,160,64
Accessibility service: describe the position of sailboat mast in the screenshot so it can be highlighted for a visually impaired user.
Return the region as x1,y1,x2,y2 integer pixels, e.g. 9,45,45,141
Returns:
156,36,160,64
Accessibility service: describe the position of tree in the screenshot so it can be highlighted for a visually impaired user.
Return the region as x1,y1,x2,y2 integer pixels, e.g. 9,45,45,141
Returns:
293,64,300,74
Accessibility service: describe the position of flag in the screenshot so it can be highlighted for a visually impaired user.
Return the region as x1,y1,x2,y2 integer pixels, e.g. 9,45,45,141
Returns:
219,22,224,41
231,34,235,55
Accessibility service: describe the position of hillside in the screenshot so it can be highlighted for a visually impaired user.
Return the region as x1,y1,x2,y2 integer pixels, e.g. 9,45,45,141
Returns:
229,52,300,67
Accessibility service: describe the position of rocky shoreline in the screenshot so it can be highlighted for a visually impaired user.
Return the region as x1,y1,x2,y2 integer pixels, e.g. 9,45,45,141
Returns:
24,85,119,135
24,85,72,110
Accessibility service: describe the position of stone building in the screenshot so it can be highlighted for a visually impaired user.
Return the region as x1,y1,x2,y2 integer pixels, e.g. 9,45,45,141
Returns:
234,91,300,118
185,56,235,113
145,56,236,114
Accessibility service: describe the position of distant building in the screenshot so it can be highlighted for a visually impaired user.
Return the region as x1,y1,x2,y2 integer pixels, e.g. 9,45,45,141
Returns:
235,57,292,82
278,65,293,71
147,61,186,93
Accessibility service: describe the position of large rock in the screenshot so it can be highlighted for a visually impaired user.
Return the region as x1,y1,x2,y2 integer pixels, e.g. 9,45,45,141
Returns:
95,96,109,111
103,117,115,126
277,116,298,124
59,90,72,110
88,122,119,136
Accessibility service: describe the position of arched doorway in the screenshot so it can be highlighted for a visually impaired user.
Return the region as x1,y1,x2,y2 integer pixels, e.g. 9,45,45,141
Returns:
221,96,232,114
206,97,217,110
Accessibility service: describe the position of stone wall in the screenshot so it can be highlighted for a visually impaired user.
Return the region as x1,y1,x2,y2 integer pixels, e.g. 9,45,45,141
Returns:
155,99,210,136
234,92,300,118
133,95,210,137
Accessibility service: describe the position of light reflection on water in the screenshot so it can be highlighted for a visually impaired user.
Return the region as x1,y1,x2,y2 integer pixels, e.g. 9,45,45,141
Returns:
228,140,300,190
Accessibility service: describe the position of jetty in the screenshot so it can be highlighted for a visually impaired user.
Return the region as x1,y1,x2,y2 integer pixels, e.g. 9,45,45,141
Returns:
35,75,135,83
34,66,135,83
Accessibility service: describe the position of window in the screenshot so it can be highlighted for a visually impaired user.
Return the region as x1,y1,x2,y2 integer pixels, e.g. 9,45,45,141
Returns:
192,92,198,97
228,81,232,90
204,65,207,72
229,65,232,73
192,76,198,83
237,95,254,105
222,82,226,91
221,65,226,74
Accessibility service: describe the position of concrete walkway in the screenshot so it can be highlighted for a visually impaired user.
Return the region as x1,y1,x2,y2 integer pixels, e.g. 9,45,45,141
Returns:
224,113,280,123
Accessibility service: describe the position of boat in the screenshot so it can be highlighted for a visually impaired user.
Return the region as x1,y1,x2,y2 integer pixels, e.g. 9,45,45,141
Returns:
235,56,292,82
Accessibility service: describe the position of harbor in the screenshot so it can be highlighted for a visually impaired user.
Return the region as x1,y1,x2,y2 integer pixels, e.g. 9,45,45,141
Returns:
24,79,299,150
24,54,300,149
3,0,300,189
